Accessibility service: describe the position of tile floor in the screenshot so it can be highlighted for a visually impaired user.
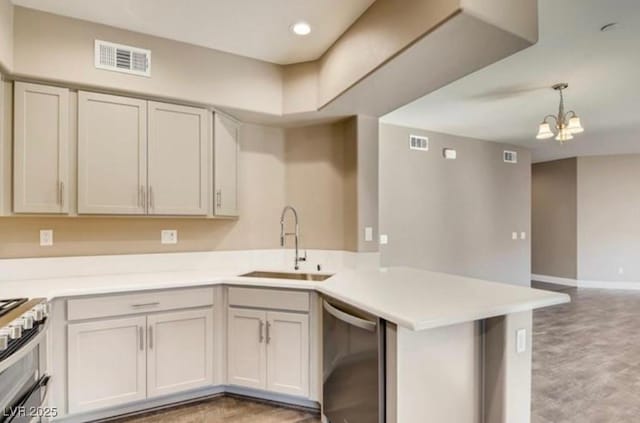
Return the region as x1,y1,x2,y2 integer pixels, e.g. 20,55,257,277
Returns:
104,395,320,423
532,281,640,423
107,283,638,423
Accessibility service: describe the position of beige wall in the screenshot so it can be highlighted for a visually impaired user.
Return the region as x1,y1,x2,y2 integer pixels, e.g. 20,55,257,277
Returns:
284,120,356,251
531,159,577,279
12,7,283,115
0,118,359,258
577,154,640,283
379,124,531,286
0,0,12,72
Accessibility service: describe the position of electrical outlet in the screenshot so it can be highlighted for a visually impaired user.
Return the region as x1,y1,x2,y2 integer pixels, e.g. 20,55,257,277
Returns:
379,234,388,245
512,232,518,240
520,232,526,240
516,328,527,354
365,227,373,242
40,229,53,247
161,230,178,244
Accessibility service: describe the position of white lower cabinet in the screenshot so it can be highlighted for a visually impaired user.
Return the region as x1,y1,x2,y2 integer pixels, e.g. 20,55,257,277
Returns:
266,312,309,397
147,309,214,397
67,316,147,413
227,308,309,397
67,308,213,414
227,308,267,389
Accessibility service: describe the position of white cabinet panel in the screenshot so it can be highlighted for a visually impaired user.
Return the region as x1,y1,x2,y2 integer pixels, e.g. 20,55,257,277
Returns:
13,82,69,213
78,91,147,214
148,102,208,215
147,309,213,397
227,308,267,390
67,316,146,413
213,113,239,217
266,311,309,397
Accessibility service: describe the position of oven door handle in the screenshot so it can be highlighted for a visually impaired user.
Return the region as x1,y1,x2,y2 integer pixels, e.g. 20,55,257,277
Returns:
323,300,377,332
3,375,51,423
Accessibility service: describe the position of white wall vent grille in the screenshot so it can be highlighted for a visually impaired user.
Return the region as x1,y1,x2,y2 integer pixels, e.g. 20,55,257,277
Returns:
409,135,429,151
95,40,151,77
503,150,518,164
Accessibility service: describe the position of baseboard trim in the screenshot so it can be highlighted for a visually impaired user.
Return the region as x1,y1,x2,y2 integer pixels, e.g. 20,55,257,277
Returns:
531,274,578,287
532,274,640,290
578,280,640,290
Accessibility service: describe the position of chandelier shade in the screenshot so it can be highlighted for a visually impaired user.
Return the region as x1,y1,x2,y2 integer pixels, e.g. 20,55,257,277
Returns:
535,83,584,144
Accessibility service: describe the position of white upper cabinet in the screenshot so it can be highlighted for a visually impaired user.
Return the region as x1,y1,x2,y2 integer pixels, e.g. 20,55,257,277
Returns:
13,82,69,213
78,91,147,215
146,308,213,397
148,102,208,215
213,113,239,217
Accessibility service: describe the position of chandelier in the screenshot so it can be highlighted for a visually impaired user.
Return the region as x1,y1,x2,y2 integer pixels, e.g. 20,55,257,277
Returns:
536,83,584,143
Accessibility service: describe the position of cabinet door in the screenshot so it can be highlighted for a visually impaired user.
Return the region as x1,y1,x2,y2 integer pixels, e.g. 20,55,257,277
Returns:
148,102,208,215
78,91,147,214
67,316,146,413
13,82,69,213
147,308,214,397
213,113,239,216
266,311,309,397
227,308,266,389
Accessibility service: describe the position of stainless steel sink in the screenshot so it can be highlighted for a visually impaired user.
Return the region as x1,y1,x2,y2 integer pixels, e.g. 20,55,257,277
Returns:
240,271,333,282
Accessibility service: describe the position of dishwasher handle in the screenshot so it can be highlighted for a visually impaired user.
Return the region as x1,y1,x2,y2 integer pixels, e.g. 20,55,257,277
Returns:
323,300,377,332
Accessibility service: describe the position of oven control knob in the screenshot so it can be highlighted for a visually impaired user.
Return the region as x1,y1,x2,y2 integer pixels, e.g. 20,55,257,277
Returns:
0,329,9,351
21,314,34,330
32,304,47,322
9,321,23,339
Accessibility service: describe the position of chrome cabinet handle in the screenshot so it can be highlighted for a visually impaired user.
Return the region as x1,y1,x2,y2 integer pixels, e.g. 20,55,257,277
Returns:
141,185,146,209
131,302,160,308
58,181,64,207
148,326,153,349
139,326,144,351
259,320,264,343
149,186,154,209
266,321,271,344
216,190,222,208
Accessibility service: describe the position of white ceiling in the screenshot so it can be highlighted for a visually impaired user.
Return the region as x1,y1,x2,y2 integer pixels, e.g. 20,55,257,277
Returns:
11,0,375,65
381,0,640,162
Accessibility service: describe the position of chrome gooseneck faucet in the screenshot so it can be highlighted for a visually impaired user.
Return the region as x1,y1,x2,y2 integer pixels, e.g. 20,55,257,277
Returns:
280,206,306,270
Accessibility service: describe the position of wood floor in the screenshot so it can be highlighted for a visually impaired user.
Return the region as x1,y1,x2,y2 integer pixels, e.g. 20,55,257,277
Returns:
105,396,320,423
532,282,640,423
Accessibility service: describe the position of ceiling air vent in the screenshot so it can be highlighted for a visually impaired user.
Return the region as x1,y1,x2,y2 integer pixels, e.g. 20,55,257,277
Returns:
409,134,429,151
95,40,151,77
503,150,518,164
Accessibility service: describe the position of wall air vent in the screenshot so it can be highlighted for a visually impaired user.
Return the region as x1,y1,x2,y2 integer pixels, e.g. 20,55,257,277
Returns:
409,135,429,151
503,150,518,164
95,40,151,77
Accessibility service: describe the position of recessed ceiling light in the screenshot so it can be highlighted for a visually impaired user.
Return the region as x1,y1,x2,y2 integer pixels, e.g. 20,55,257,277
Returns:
600,22,618,32
291,21,311,36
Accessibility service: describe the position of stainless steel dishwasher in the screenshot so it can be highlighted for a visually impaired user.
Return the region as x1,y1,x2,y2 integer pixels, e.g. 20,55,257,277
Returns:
323,298,385,423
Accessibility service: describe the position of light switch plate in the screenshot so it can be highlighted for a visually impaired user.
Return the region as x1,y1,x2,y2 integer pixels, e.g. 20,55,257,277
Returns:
161,229,178,244
40,229,53,246
516,328,527,354
520,232,526,240
512,232,518,240
380,234,388,245
365,227,373,242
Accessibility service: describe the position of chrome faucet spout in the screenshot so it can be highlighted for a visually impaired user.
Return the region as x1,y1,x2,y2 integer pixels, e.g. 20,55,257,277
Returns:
279,206,306,270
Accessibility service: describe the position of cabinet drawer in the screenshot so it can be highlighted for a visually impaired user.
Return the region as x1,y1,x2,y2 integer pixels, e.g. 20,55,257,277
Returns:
228,287,309,312
67,287,214,321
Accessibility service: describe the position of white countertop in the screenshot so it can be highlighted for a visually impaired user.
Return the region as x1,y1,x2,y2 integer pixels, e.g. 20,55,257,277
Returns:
0,264,569,331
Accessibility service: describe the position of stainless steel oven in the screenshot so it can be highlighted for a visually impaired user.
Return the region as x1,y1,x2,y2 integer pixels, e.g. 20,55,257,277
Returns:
323,298,385,423
0,299,52,423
